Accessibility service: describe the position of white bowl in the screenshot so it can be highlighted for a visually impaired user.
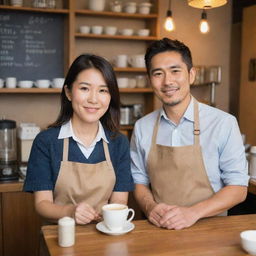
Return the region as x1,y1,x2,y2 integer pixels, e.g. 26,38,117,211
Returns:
91,25,103,35
18,80,33,88
120,28,134,36
104,26,117,35
52,78,65,88
80,26,90,34
35,79,50,88
240,230,256,255
117,78,129,88
137,29,150,37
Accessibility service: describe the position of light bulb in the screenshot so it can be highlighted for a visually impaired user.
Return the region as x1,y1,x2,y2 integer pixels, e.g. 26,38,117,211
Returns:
199,19,209,33
164,10,175,32
199,10,209,34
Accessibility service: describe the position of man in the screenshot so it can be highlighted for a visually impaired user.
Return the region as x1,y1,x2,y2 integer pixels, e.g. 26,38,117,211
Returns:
130,38,249,230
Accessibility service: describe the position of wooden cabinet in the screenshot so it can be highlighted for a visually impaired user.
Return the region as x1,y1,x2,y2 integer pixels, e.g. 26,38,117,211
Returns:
0,183,41,256
0,0,160,132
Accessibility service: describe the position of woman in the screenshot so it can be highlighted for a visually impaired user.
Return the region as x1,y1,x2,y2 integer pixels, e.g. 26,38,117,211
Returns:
24,54,134,224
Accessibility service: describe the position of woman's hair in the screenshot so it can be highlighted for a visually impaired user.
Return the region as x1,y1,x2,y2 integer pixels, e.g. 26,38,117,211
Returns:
49,54,120,133
145,37,193,74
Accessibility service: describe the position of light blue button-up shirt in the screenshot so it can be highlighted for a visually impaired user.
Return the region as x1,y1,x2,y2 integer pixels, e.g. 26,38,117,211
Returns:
130,98,249,192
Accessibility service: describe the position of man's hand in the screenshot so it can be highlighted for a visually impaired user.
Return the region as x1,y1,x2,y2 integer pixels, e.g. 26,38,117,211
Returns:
159,205,199,230
73,202,100,225
147,203,173,227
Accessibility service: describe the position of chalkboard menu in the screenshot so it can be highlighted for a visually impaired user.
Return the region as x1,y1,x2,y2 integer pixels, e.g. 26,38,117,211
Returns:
0,11,64,80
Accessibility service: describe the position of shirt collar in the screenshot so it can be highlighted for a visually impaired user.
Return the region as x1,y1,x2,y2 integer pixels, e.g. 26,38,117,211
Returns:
58,120,109,146
160,97,195,124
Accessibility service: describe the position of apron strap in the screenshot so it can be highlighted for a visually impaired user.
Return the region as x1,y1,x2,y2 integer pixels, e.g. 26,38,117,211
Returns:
62,138,69,161
152,97,201,146
103,140,114,170
193,99,200,145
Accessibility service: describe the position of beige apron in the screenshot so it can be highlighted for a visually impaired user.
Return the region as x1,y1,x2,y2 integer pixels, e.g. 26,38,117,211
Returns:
147,99,215,207
54,138,116,213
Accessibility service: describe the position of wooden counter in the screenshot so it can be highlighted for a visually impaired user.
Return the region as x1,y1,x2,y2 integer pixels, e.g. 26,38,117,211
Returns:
0,181,23,193
42,214,256,256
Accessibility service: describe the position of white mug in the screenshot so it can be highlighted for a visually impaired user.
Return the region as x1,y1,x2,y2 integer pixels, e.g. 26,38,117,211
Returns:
102,204,135,232
128,55,145,68
18,80,33,88
6,77,17,88
114,55,128,68
136,75,147,88
104,26,117,35
80,26,90,34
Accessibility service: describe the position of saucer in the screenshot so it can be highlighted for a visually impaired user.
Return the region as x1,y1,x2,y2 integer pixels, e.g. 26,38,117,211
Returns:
96,221,135,236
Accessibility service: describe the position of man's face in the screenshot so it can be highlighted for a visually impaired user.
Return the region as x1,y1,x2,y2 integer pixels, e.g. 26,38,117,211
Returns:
149,51,195,107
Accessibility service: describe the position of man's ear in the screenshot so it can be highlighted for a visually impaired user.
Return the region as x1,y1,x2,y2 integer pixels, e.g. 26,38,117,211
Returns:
189,67,196,85
64,85,71,101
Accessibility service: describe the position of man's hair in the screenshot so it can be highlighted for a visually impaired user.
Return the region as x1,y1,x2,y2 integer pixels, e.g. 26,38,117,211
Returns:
145,37,193,74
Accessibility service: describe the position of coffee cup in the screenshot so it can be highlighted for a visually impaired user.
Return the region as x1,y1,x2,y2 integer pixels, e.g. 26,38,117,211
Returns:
117,77,129,88
138,2,152,14
123,2,137,14
137,29,150,37
52,78,65,88
129,78,136,88
102,204,135,232
120,28,134,36
88,0,105,11
136,75,147,88
240,230,256,255
128,55,145,68
6,77,17,88
114,55,128,68
35,79,51,88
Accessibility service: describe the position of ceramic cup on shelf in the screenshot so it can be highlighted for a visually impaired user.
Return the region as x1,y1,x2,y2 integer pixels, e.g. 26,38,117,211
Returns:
0,79,4,88
120,28,134,36
138,2,152,14
80,26,90,34
5,77,17,88
128,55,145,68
114,55,128,68
104,26,117,35
117,77,129,88
11,0,23,6
136,75,147,88
52,78,65,88
88,0,106,11
123,2,137,14
137,28,150,37
18,80,34,88
91,25,103,35
35,79,51,88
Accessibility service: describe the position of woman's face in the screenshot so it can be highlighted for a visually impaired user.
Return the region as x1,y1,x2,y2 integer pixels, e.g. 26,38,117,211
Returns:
65,68,111,126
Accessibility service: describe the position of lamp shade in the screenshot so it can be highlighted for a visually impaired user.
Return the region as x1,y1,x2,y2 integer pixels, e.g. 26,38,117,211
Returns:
188,0,227,9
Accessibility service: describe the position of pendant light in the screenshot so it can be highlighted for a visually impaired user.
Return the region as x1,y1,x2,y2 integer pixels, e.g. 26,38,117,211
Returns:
199,9,210,34
188,0,227,9
164,0,175,32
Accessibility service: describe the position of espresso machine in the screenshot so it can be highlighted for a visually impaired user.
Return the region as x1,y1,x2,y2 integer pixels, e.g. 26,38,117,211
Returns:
0,119,19,181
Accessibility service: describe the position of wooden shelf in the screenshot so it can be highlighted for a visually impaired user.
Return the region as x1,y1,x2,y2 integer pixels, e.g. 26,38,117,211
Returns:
114,67,146,72
0,87,152,94
0,88,61,93
75,33,157,41
0,5,69,14
75,10,158,19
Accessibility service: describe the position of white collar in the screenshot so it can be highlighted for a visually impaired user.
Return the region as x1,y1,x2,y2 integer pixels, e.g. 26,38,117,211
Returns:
58,120,109,147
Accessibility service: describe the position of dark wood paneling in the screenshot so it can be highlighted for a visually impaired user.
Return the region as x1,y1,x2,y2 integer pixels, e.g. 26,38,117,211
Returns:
2,192,41,256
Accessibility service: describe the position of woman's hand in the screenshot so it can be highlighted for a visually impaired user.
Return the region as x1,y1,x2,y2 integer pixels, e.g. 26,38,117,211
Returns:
73,202,101,225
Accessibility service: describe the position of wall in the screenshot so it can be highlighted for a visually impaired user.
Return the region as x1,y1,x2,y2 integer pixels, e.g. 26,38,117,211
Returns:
0,0,232,129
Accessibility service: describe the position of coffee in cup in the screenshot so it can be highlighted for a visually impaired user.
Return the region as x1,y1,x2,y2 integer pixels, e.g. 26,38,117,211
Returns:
102,203,135,232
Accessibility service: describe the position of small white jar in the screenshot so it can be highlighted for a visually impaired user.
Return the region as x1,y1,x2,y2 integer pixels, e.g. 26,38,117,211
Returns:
58,217,75,247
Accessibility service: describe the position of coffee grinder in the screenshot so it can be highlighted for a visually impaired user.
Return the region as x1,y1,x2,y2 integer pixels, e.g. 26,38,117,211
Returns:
0,119,19,181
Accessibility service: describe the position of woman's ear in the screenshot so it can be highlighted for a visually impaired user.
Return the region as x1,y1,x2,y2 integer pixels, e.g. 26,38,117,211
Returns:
64,85,71,101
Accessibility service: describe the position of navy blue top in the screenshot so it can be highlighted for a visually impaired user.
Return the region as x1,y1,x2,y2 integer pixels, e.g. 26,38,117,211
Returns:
23,127,134,192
